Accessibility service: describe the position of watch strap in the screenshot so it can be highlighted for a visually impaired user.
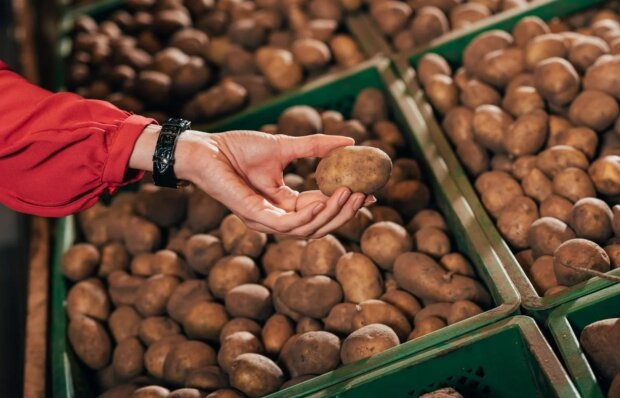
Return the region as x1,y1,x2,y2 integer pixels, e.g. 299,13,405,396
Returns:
152,118,191,188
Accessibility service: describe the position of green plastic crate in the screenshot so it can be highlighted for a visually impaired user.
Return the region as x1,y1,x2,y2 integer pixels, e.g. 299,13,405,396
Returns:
316,316,578,398
394,0,617,321
547,284,620,398
50,59,520,398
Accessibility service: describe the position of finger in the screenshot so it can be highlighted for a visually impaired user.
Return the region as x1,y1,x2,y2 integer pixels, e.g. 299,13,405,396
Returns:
286,187,352,237
296,190,330,209
278,134,354,163
249,198,326,233
310,193,366,238
264,185,300,212
364,195,377,207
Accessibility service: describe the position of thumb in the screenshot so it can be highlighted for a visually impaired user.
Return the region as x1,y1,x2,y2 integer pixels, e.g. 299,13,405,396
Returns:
279,134,354,163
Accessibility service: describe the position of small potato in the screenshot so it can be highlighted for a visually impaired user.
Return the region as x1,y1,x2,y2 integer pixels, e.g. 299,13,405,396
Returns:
323,303,357,335
407,209,447,233
569,90,619,132
502,86,545,118
409,6,449,45
220,214,267,259
369,206,404,225
329,34,364,68
220,318,262,344
218,331,264,374
135,274,179,317
417,53,452,88
335,207,373,242
440,253,476,277
553,239,611,286
112,337,144,380
352,88,387,127
138,316,181,346
387,180,431,219
135,184,188,227
185,366,228,391
208,256,260,299
522,168,553,203
491,154,513,173
580,318,620,381
281,331,340,377
186,189,228,233
277,105,322,136
341,324,399,364
182,301,229,342
169,388,203,398
450,3,491,30
225,284,273,321
373,120,405,150
151,250,190,279
605,244,620,268
316,146,392,196
569,198,613,243
456,140,489,177
525,34,568,71
504,110,548,157
124,217,161,255
528,217,576,258
475,171,524,218
536,146,589,178
442,107,474,144
512,156,538,181
414,227,452,258
134,71,171,105
463,30,513,73
229,353,283,398
447,300,483,324
380,289,422,318
351,299,411,341
262,314,294,355
533,57,579,106
513,16,550,48
272,272,303,321
109,306,141,343
475,47,525,88
300,235,345,276
195,81,248,119
583,54,620,99
529,255,559,294
62,243,100,282
183,234,224,275
394,252,491,306
66,278,109,321
262,240,306,274
589,155,620,196
132,386,170,398
163,340,217,385
335,253,383,303
296,317,323,334
460,80,501,110
291,38,331,71
497,196,539,249
548,127,598,160
167,280,213,323
553,168,596,203
426,74,458,115
281,275,343,319
68,316,111,370
408,316,446,340
98,242,128,277
371,1,412,36
473,105,512,153
108,271,145,307
569,36,609,72
360,222,412,270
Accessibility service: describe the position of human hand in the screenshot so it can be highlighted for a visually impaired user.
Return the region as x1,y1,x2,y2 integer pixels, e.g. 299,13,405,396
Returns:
130,126,375,238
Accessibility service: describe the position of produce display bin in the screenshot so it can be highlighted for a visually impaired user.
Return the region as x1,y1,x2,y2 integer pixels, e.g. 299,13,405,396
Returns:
51,0,377,127
547,284,620,398
316,316,578,398
395,0,616,321
50,58,520,398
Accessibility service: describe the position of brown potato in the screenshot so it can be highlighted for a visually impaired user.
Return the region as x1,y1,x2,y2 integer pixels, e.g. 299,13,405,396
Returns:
291,38,331,71
569,90,619,132
408,316,446,340
277,105,322,136
522,168,553,203
529,256,559,294
590,155,620,196
323,303,357,335
528,217,576,258
569,198,613,243
262,314,294,355
329,34,364,68
497,196,539,249
335,253,383,303
417,53,452,88
109,306,141,343
163,340,217,385
414,227,452,258
98,242,128,277
584,54,620,99
262,239,306,274
371,1,412,36
300,234,345,277
502,86,545,118
460,79,501,110
281,275,343,318
512,155,538,181
220,215,267,259
380,289,422,318
229,353,283,398
447,300,483,324
525,34,568,71
351,299,411,341
183,234,224,275
473,105,512,153
208,256,260,299
513,16,550,48
68,316,111,370
182,301,229,342
195,81,248,119
580,318,620,381
169,388,203,398
536,146,589,178
553,238,611,286
457,140,489,177
135,184,188,227
186,189,228,233
113,337,144,380
475,171,524,218
218,331,264,374
409,6,449,45
553,168,596,203
219,318,262,344
426,74,458,115
225,284,273,321
341,324,399,365
135,274,179,317
66,278,109,321
450,3,491,30
167,280,213,323
387,180,431,219
108,271,145,307
463,30,513,73
369,206,404,225
394,252,491,306
533,57,580,106
360,222,412,270
124,217,161,255
352,88,387,127
548,127,598,160
440,253,476,277
569,36,609,72
296,317,323,334
475,47,525,88
138,316,181,346
442,107,474,144
335,207,374,241
132,386,170,398
504,110,548,156
281,331,340,377
62,243,100,282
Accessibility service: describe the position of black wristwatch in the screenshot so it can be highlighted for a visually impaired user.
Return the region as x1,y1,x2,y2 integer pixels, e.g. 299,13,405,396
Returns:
152,118,191,188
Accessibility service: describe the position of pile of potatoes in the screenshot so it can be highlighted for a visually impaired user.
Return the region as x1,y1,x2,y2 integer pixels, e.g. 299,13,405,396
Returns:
419,5,620,296
368,0,532,53
67,0,365,123
581,317,620,398
61,88,491,398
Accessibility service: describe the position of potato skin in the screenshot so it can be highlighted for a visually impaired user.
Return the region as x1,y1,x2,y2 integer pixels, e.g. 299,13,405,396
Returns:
144,335,187,379
553,239,611,286
229,353,283,398
589,155,620,196
68,316,111,370
281,275,343,319
528,217,576,258
316,146,392,196
163,340,217,385
360,222,412,270
380,289,422,318
335,253,384,303
497,196,539,249
225,284,273,321
208,256,260,300
262,314,294,355
62,243,100,282
182,301,229,342
323,303,357,335
340,324,399,365
66,278,110,321
301,235,345,276
281,331,341,378
218,331,264,374
351,299,411,342
135,274,179,317
183,234,224,275
580,318,620,381
351,88,388,127
112,337,144,380
569,198,613,243
529,256,559,294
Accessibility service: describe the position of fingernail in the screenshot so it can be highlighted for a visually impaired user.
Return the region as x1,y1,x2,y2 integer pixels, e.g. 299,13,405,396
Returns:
338,189,351,206
353,194,365,209
312,202,325,215
363,196,377,207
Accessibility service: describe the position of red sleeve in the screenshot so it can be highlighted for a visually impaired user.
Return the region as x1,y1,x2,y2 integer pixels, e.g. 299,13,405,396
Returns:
0,60,156,217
